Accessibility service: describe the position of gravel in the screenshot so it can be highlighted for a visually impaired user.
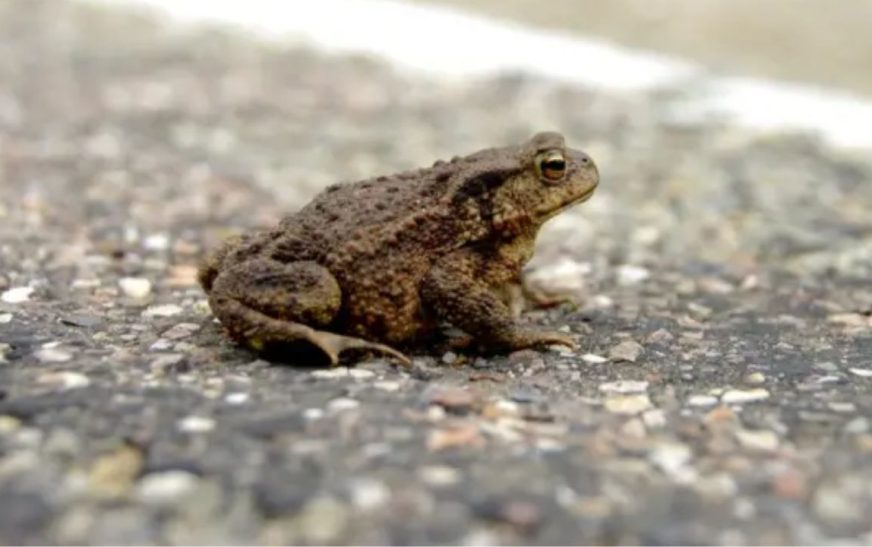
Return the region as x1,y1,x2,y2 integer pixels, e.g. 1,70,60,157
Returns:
1,1,872,544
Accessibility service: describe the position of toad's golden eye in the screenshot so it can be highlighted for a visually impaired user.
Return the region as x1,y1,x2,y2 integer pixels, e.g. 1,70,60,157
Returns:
537,150,566,182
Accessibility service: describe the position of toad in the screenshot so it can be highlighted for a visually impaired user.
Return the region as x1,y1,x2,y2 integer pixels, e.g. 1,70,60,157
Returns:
199,132,599,366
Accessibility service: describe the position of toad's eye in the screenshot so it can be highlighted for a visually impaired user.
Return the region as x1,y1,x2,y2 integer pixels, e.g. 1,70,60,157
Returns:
537,150,566,182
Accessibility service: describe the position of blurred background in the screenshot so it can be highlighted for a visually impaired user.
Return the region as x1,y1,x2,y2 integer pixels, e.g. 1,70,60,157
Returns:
423,0,872,96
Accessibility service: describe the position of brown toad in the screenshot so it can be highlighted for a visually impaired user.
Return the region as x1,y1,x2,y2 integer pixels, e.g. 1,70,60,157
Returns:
199,132,599,366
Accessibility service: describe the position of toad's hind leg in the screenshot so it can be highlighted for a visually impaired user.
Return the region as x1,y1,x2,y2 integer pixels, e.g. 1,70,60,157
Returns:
207,260,410,367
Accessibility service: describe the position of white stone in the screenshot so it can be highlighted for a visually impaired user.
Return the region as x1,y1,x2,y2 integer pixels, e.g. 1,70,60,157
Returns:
687,394,719,407
617,264,650,286
608,340,644,363
734,429,779,452
0,313,12,324
642,409,667,428
328,398,359,412
37,371,89,389
721,388,770,404
827,401,856,413
1,286,33,304
649,442,692,475
599,380,648,394
348,478,389,510
119,277,152,299
143,233,170,251
581,353,608,364
34,347,73,363
441,351,458,365
348,368,375,380
843,417,869,434
418,465,461,486
604,394,652,415
311,368,349,379
849,368,872,378
224,392,249,405
743,372,766,385
304,408,325,420
142,304,183,317
374,381,401,392
135,471,198,505
177,416,215,433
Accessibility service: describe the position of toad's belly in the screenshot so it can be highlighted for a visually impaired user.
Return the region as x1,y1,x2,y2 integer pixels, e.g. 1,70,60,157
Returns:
331,266,436,345
337,285,435,344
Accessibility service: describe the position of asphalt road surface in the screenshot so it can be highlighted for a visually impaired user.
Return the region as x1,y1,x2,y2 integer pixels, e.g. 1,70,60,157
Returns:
1,2,871,544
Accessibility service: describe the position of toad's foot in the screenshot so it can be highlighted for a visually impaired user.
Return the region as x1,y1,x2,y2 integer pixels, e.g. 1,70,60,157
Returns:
309,330,412,368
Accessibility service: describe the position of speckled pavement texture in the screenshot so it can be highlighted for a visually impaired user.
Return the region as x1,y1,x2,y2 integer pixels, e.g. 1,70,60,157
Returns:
1,2,872,545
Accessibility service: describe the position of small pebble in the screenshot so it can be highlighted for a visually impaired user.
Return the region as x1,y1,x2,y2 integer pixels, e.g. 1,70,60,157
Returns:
427,422,484,451
297,497,350,544
814,362,839,372
1,286,33,303
843,417,869,434
311,368,349,379
224,392,249,405
427,387,478,411
0,415,21,434
135,471,198,505
581,353,608,364
642,409,667,428
599,380,648,394
148,339,174,352
119,277,152,299
827,401,856,413
142,304,183,318
721,388,770,404
649,442,692,476
374,380,400,392
608,340,644,363
604,394,652,415
177,416,215,433
687,394,719,407
646,329,674,344
348,368,375,380
161,322,200,340
734,429,780,452
743,372,766,385
441,351,458,365
88,443,144,499
37,371,90,389
328,398,360,412
149,353,185,375
620,418,647,438
34,347,73,363
418,465,461,486
617,264,650,285
143,233,169,251
304,408,325,420
166,264,200,288
849,368,872,378
348,478,389,510
0,313,12,323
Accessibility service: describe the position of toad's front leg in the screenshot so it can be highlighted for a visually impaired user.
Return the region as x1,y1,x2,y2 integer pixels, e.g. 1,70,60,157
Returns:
420,250,576,352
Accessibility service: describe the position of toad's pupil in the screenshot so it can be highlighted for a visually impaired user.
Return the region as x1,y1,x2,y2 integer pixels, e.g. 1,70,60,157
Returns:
544,159,565,170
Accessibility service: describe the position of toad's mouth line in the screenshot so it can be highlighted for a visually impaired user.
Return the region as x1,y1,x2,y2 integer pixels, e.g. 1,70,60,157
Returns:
541,186,597,220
